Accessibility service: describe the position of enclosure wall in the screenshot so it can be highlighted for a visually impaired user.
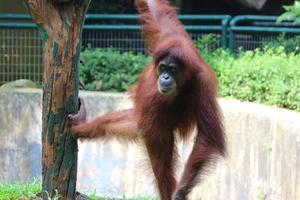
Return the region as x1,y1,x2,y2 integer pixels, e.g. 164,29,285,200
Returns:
0,89,299,200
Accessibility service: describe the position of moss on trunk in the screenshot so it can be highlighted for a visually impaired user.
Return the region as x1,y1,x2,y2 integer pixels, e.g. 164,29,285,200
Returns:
25,0,91,199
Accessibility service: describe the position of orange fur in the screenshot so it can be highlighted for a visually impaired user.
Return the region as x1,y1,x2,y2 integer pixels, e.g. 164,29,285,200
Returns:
70,1,226,199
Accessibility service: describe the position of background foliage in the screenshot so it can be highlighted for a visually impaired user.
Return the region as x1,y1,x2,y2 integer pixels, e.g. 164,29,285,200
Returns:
277,0,300,24
81,49,150,92
263,34,300,54
80,37,300,111
206,48,300,111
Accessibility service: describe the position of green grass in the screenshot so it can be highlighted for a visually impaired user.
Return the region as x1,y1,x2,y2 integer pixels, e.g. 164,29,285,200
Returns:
0,181,157,200
0,181,267,200
89,194,157,200
0,180,41,200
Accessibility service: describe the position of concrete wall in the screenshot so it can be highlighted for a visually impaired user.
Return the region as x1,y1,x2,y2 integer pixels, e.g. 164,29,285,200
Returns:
0,89,299,200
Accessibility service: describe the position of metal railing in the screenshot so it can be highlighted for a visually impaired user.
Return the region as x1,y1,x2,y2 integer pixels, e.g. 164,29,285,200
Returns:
228,15,300,53
0,14,230,84
0,14,42,85
0,14,300,85
82,14,230,52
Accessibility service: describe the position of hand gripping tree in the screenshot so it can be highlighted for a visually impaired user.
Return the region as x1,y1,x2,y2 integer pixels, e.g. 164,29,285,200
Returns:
24,0,91,199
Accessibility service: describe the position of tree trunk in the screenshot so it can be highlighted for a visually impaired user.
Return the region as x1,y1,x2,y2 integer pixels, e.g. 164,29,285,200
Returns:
25,0,90,199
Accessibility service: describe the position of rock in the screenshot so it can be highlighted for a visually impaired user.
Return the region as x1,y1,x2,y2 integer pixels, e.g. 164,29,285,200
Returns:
76,192,90,200
0,79,38,91
95,80,103,91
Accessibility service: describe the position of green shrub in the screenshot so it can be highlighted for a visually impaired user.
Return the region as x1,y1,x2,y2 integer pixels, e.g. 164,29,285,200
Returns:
80,47,300,111
263,34,300,54
203,48,300,111
194,34,220,52
277,0,300,24
0,179,41,199
80,48,150,92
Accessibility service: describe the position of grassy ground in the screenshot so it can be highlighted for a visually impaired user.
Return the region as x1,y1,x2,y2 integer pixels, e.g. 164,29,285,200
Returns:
0,180,156,200
0,180,40,200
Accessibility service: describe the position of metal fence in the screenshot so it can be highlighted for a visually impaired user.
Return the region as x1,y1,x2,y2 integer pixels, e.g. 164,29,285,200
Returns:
0,14,300,85
82,14,230,52
228,15,300,53
0,15,42,84
0,14,230,84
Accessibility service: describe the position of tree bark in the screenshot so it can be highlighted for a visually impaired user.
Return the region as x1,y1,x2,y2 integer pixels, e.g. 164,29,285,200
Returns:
24,0,90,199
